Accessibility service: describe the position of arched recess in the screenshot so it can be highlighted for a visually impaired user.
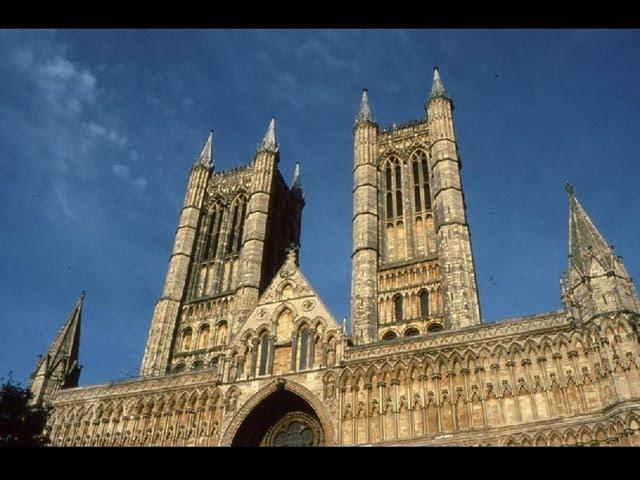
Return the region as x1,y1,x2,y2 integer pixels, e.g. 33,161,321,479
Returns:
221,379,335,446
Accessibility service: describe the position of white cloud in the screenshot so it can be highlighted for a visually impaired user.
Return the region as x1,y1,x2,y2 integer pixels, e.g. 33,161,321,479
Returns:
112,163,148,192
32,55,97,117
52,180,75,221
85,122,127,148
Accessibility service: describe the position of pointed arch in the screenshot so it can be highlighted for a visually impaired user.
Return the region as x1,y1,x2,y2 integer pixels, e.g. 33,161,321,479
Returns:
409,149,431,213
221,379,336,446
548,431,562,446
533,433,548,446
202,197,226,261
226,192,248,255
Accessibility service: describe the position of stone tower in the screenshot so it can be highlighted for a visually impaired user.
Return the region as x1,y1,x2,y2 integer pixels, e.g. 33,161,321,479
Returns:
141,120,304,376
351,68,482,344
562,183,640,322
351,89,380,344
426,67,482,330
28,292,84,405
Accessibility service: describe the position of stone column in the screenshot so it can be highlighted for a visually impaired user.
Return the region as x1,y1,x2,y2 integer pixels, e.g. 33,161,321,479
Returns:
290,332,298,372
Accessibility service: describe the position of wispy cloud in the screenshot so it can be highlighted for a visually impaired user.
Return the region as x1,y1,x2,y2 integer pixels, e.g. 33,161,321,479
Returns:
0,31,135,223
113,164,148,191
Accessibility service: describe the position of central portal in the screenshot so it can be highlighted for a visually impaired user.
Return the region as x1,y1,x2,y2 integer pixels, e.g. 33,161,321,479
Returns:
231,388,325,446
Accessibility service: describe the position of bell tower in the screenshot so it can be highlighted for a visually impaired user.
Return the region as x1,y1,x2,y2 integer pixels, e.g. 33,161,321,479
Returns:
141,120,304,376
350,67,482,344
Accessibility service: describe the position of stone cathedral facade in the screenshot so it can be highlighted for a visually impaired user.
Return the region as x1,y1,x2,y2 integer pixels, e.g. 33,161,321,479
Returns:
30,69,640,446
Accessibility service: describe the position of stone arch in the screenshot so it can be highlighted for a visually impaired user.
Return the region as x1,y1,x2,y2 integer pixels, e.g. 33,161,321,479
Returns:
220,379,335,446
549,431,562,447
579,427,594,445
533,432,547,446
273,302,298,322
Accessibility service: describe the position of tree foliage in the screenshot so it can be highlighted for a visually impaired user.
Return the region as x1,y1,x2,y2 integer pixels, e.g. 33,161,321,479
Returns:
0,374,51,447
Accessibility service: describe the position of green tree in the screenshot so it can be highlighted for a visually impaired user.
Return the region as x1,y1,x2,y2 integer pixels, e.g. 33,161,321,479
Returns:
0,374,51,447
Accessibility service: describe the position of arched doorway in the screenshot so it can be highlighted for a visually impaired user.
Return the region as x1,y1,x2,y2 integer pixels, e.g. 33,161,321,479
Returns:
231,388,324,446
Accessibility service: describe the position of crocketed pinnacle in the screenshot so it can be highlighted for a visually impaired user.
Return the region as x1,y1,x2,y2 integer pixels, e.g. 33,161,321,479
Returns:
291,162,301,190
567,183,628,278
429,66,450,101
31,291,84,386
355,89,375,126
258,117,278,153
195,131,214,168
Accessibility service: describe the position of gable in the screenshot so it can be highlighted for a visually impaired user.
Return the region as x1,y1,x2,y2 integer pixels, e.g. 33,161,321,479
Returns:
229,250,342,352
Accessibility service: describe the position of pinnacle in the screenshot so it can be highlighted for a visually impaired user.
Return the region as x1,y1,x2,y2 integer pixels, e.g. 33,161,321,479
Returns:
567,186,625,277
291,162,301,190
355,88,375,126
196,130,214,168
429,66,450,101
258,117,278,153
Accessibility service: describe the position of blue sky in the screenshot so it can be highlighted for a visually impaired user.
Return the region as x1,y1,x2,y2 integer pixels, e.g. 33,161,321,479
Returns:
2,29,640,387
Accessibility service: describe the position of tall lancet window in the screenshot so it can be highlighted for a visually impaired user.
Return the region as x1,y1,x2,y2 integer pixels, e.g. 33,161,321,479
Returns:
411,150,431,212
412,161,422,212
394,294,403,322
227,194,247,255
204,201,225,260
395,163,403,217
383,157,403,219
258,332,270,376
419,290,430,317
385,166,393,220
181,328,193,352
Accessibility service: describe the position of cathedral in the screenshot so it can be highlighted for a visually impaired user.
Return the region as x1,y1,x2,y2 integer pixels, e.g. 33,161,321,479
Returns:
29,68,640,446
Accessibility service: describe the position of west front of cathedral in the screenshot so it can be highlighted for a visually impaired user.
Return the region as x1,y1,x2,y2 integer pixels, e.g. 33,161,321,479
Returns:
29,69,640,446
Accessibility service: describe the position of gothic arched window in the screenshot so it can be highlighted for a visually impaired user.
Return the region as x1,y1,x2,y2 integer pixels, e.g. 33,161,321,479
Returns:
227,195,247,255
181,328,192,352
395,163,403,217
394,294,403,322
385,165,393,220
215,321,228,346
327,336,336,367
197,324,210,350
258,332,270,376
383,158,403,220
410,150,431,213
419,290,430,318
204,201,225,260
299,326,309,371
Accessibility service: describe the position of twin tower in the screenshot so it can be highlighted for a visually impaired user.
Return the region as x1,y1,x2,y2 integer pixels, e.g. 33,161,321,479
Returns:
351,67,481,344
140,67,482,377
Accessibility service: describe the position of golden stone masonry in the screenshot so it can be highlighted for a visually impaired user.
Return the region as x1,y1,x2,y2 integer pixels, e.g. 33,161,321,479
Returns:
29,69,640,446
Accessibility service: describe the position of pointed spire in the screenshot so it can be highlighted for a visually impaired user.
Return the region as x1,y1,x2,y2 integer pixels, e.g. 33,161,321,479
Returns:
567,184,627,277
429,66,450,101
291,162,301,190
195,130,214,168
29,291,84,404
355,88,375,125
258,117,278,153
